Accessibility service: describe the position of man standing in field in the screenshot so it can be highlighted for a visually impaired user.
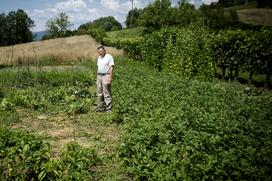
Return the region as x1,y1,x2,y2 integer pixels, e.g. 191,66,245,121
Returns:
96,45,114,112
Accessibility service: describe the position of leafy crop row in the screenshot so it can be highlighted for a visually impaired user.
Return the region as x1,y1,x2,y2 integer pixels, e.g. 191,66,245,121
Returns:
0,127,100,180
111,58,272,180
0,66,101,180
1,57,272,180
0,68,96,114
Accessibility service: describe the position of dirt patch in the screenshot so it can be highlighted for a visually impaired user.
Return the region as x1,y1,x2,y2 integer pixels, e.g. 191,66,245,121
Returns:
12,109,121,158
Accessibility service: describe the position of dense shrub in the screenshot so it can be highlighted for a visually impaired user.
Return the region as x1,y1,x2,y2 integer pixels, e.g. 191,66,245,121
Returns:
212,27,272,85
141,27,215,79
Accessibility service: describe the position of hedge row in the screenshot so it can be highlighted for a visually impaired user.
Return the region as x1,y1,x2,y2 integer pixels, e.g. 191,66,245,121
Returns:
99,27,272,83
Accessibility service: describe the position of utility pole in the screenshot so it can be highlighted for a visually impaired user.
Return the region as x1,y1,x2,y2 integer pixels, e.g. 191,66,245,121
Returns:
160,0,162,27
130,0,134,29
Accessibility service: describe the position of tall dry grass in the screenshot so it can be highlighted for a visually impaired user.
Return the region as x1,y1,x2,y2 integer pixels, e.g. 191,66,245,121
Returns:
0,35,123,65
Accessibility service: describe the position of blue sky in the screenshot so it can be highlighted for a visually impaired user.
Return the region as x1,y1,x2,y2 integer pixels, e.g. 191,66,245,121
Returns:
0,0,218,32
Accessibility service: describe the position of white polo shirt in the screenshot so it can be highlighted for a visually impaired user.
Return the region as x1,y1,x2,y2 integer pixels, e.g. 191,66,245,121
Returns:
97,54,114,74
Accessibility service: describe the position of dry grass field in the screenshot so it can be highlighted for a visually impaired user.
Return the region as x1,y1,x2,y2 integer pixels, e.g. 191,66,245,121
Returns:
237,8,272,26
0,35,123,66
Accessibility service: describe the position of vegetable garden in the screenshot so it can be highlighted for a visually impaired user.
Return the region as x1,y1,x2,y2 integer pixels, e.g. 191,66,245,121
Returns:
1,55,272,180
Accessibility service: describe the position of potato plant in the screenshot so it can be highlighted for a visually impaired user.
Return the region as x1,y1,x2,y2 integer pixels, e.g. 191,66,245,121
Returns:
112,58,272,180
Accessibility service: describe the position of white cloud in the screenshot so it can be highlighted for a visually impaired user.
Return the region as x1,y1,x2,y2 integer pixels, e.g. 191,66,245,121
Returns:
28,0,187,32
100,0,120,11
29,0,89,31
88,8,101,20
202,0,218,5
55,0,87,12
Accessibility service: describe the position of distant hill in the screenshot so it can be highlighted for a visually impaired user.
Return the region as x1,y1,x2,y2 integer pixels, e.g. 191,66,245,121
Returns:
33,31,47,41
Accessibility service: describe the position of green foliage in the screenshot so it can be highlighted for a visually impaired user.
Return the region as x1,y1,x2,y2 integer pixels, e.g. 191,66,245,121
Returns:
106,27,145,40
0,127,52,180
141,27,214,79
103,27,146,60
0,128,101,180
0,56,272,180
92,16,122,31
175,2,198,27
256,0,272,8
138,0,176,30
43,12,72,40
0,9,34,46
103,37,143,60
112,57,272,180
88,27,107,43
78,16,122,32
0,68,95,113
125,8,142,28
105,26,271,85
163,27,214,79
199,5,241,30
59,142,101,180
0,110,19,127
211,27,272,85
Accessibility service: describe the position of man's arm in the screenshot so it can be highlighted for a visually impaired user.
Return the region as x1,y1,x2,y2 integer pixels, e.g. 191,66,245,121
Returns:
108,65,114,83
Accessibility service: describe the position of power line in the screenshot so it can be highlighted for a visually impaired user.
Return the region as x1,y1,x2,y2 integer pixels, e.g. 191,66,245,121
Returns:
130,0,134,29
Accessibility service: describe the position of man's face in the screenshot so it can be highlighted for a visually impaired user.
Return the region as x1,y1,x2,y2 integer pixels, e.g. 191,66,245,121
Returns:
98,48,106,57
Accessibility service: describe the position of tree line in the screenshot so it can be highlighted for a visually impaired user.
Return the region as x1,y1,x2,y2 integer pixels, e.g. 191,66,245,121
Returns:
215,0,272,8
0,9,34,46
0,0,271,46
124,0,270,31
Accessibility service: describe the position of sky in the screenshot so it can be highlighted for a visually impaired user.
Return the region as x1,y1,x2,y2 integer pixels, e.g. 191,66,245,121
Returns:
0,0,218,32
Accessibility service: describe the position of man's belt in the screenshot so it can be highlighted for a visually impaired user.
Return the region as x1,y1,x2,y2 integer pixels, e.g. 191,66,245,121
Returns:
98,73,108,76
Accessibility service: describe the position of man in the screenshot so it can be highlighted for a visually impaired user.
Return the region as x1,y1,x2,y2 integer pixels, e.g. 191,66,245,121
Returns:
96,45,114,112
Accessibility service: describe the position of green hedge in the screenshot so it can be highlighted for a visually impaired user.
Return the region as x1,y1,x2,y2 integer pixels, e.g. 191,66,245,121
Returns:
103,27,272,84
212,27,272,85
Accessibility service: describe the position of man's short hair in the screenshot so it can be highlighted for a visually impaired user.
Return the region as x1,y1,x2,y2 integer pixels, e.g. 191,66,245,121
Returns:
97,45,105,51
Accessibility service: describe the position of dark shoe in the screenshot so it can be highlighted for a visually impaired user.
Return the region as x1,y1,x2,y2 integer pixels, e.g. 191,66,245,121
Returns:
96,108,104,112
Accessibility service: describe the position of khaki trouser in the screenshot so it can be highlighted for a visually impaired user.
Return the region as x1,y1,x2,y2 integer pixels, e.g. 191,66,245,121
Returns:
96,74,112,111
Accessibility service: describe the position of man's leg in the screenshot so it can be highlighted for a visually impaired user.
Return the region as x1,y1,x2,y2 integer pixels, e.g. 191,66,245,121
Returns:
96,75,105,111
102,75,112,111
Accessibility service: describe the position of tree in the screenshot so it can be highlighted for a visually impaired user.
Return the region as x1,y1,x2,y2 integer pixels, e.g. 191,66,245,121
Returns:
256,0,271,7
0,9,34,46
199,5,240,30
44,12,72,39
125,8,142,28
91,16,122,31
138,0,175,30
0,13,7,46
78,16,122,32
15,9,35,43
176,2,198,27
217,0,235,7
